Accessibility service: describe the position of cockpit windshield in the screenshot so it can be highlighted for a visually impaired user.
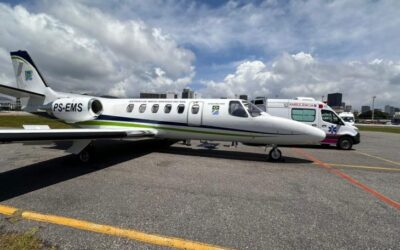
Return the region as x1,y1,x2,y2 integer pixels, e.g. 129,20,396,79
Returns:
242,100,263,117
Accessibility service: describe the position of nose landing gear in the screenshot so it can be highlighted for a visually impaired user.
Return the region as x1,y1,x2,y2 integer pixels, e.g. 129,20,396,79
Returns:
266,145,283,161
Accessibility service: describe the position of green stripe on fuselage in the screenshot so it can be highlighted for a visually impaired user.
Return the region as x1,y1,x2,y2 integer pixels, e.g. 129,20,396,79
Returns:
78,120,272,138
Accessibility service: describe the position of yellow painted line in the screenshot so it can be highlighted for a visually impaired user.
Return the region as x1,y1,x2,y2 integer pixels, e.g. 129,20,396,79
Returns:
357,152,400,166
0,204,233,250
0,204,18,216
319,163,400,172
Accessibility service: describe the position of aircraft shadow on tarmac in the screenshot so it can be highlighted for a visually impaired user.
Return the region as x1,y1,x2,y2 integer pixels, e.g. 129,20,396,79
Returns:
0,139,165,202
0,140,311,201
157,146,312,163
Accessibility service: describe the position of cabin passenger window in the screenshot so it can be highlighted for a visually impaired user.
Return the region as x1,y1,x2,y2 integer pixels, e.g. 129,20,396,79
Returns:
139,104,146,113
126,104,134,113
164,104,172,113
191,104,200,114
229,101,248,118
177,104,185,114
291,108,316,122
151,104,159,113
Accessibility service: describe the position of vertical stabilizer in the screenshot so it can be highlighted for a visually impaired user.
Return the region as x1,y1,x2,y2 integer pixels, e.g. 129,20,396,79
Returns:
10,50,49,95
0,50,60,110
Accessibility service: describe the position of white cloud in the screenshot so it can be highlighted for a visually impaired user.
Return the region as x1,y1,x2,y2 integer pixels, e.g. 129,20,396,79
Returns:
0,2,194,97
89,0,400,60
199,52,400,109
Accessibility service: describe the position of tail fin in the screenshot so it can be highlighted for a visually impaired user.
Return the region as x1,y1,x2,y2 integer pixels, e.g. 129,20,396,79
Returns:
0,50,58,111
10,50,49,95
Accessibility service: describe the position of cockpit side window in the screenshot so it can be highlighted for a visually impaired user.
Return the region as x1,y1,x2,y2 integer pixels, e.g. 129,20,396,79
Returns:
242,101,262,117
229,101,248,118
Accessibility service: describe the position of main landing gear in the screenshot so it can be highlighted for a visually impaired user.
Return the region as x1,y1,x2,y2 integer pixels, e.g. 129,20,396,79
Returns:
78,143,94,163
266,145,283,161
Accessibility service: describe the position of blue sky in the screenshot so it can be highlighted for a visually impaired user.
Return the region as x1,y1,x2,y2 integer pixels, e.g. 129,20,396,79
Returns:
0,0,399,109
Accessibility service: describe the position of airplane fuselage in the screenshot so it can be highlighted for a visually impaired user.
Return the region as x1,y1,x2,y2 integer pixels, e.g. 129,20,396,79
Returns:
69,97,325,145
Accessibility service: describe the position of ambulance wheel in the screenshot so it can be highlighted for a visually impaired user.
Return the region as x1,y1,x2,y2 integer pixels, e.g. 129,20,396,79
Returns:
337,137,353,150
78,147,93,163
269,148,282,161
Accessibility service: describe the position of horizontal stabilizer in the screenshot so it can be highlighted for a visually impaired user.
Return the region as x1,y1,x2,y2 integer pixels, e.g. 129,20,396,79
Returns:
0,129,154,143
0,83,44,98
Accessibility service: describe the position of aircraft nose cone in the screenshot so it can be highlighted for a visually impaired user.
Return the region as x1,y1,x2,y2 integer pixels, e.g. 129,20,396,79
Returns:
308,126,326,142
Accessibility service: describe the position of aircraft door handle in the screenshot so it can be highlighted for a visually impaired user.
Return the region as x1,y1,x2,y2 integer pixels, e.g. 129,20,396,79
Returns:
311,124,317,127
321,125,327,127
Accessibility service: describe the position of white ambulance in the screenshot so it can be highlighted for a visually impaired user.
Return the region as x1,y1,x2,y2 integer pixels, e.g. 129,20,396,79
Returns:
338,112,355,126
252,97,360,150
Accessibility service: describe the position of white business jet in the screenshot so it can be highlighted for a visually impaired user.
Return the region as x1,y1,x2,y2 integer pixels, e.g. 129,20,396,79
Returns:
0,51,325,162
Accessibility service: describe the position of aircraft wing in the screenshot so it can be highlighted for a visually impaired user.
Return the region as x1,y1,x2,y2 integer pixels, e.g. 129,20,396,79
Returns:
0,128,155,143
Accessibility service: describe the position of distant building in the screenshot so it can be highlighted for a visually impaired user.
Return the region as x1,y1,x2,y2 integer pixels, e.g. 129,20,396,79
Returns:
239,95,248,100
361,106,371,113
0,96,16,110
15,98,21,111
327,93,342,108
140,93,167,99
182,88,194,99
384,105,398,116
166,92,178,99
345,105,352,112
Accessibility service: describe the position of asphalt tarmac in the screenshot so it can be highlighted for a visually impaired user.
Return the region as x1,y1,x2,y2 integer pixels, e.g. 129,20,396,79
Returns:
0,131,399,249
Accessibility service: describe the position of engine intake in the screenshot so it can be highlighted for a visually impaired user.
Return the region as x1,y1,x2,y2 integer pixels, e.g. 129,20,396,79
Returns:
51,97,103,123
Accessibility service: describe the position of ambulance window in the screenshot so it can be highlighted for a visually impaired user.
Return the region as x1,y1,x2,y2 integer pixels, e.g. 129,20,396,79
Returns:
192,104,200,114
151,104,159,113
229,101,248,118
164,104,172,113
254,100,264,105
139,104,146,113
322,110,341,124
126,104,134,113
291,108,315,122
177,104,185,114
342,117,354,122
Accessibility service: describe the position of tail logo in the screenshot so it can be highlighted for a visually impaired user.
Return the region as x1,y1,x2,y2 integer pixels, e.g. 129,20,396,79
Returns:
25,70,33,81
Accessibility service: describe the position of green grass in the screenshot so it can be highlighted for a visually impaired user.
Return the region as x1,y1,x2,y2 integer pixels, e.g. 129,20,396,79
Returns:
0,227,56,250
357,125,400,134
0,115,73,129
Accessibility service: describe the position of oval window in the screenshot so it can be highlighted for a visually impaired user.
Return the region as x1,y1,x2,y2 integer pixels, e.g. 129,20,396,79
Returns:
139,104,147,113
191,104,199,114
126,104,134,113
164,104,172,113
177,104,185,114
152,104,159,113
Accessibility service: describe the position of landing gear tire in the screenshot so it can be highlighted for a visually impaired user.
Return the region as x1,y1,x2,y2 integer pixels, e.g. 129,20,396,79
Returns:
337,137,353,150
269,148,282,161
78,146,93,163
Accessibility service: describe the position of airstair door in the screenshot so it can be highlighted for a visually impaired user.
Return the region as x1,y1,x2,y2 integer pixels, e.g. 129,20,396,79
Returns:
187,101,203,126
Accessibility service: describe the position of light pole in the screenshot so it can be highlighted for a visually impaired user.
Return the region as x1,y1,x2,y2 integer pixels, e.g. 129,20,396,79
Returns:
371,96,376,121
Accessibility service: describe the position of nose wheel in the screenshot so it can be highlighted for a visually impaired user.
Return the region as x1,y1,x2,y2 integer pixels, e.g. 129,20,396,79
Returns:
268,147,282,161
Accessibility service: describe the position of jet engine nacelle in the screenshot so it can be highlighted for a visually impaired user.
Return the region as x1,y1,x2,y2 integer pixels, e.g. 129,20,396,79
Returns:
51,97,103,123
